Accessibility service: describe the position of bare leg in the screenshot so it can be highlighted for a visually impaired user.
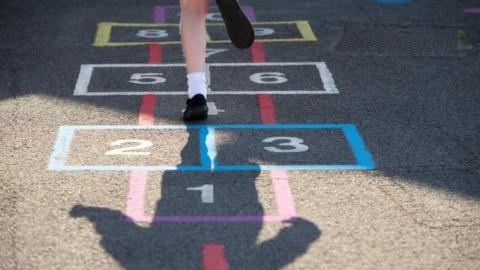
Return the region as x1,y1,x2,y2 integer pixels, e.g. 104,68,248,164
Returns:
180,0,208,74
180,0,209,121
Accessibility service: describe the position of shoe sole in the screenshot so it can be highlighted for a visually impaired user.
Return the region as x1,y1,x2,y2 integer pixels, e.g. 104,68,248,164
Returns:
215,0,255,49
183,105,208,121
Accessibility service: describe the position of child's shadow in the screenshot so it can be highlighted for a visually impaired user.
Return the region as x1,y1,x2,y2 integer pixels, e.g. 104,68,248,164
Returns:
70,128,320,269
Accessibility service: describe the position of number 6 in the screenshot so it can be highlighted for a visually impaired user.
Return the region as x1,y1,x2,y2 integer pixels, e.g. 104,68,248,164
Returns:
249,72,288,84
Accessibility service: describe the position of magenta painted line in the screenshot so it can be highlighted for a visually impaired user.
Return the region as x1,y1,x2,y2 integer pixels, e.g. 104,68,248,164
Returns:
241,6,257,22
271,170,296,217
125,171,153,222
464,7,480,14
159,5,181,9
154,6,166,23
130,215,296,223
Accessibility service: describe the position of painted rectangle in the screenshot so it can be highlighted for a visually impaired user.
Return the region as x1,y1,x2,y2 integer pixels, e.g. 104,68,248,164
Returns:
214,128,356,166
73,62,338,96
48,124,374,172
126,171,296,223
93,21,316,47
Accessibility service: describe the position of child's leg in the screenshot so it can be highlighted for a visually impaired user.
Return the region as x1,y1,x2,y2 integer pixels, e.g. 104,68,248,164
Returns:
180,0,208,99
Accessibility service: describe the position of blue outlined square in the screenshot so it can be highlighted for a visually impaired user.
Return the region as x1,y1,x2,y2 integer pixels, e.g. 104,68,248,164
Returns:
206,124,375,171
48,124,375,172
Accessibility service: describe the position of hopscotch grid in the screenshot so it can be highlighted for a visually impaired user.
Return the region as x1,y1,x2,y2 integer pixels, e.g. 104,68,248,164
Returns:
48,124,375,171
93,21,317,47
74,62,339,96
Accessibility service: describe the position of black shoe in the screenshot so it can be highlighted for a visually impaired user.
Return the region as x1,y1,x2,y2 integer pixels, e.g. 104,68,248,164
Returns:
215,0,255,49
183,94,208,121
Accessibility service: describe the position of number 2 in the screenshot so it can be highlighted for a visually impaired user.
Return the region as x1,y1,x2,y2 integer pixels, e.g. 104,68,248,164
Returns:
105,139,153,156
263,137,309,153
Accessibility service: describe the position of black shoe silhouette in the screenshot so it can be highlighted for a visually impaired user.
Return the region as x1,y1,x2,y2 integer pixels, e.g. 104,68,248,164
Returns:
183,94,208,121
215,0,255,49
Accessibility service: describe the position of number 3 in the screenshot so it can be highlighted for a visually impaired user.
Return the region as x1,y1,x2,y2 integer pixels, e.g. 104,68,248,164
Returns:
263,137,309,153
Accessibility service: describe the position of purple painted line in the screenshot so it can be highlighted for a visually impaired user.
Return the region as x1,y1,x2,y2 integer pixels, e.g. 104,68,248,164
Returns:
156,5,256,21
160,5,181,9
141,215,296,223
154,6,166,23
464,7,480,14
241,6,257,22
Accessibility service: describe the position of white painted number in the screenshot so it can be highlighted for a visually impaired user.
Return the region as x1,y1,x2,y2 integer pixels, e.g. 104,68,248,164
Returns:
254,28,275,36
263,137,309,153
187,185,214,203
206,48,228,58
129,73,166,85
105,139,153,156
206,12,223,21
250,72,288,84
137,29,169,38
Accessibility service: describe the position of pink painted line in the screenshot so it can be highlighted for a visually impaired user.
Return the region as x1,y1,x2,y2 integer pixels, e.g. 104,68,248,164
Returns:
125,171,153,222
271,170,296,217
138,95,157,125
124,6,161,221
464,7,480,14
203,244,229,270
249,5,297,223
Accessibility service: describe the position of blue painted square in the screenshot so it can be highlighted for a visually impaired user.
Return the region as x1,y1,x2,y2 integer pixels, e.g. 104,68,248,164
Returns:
202,124,375,171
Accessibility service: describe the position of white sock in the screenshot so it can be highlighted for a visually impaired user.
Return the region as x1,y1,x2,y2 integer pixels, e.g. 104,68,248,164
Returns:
187,72,207,99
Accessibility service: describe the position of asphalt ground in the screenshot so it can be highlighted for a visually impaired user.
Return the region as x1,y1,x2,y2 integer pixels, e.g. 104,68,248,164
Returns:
1,0,480,269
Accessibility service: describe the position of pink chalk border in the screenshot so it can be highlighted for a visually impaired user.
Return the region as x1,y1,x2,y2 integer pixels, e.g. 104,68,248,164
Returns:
125,170,296,223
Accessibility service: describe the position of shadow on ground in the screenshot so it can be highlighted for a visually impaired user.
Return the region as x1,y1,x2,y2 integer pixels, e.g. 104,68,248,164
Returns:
69,129,321,269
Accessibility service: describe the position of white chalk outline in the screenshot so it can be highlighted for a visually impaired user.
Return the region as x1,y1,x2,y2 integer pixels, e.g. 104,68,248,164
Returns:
73,62,339,96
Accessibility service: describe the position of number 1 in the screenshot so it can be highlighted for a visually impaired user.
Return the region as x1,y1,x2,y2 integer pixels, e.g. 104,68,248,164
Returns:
186,185,214,204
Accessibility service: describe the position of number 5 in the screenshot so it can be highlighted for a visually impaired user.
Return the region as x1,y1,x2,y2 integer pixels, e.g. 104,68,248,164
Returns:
263,137,309,153
129,73,166,84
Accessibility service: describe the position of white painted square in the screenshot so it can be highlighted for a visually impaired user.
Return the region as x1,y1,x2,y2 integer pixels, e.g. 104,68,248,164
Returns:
73,62,339,96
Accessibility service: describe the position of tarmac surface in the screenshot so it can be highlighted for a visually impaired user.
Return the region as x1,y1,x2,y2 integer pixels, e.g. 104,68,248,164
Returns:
1,0,480,269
